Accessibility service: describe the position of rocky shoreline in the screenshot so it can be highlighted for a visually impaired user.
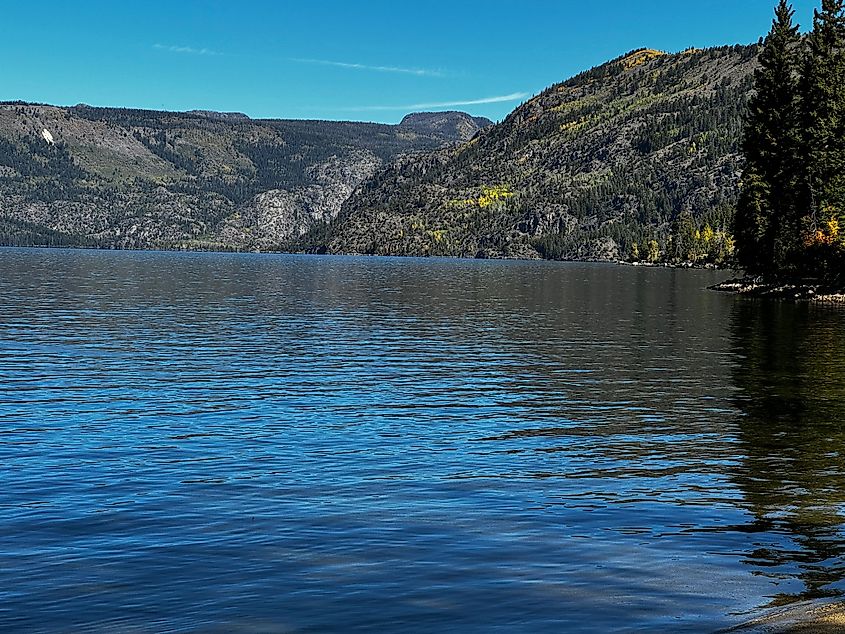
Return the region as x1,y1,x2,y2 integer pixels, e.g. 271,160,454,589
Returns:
710,277,845,304
620,260,726,270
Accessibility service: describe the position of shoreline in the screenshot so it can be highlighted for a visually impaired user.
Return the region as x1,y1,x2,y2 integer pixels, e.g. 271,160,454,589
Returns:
0,243,734,269
726,600,845,633
709,277,845,304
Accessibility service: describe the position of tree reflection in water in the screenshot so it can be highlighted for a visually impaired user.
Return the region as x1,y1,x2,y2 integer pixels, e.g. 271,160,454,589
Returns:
730,300,845,605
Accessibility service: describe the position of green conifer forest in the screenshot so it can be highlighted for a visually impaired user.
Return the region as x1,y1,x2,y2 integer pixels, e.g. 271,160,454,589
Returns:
735,0,845,283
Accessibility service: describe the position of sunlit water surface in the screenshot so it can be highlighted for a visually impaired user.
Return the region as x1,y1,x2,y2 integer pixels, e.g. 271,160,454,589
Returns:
2,249,845,632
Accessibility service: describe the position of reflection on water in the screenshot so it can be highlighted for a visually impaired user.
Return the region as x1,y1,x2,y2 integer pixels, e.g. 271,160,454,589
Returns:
729,300,845,606
1,248,845,632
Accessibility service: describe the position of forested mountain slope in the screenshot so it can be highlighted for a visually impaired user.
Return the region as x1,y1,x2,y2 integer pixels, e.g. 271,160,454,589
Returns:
0,105,490,249
324,45,759,261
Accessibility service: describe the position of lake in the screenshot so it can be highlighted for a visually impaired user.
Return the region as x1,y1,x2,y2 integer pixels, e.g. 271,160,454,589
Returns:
2,249,845,632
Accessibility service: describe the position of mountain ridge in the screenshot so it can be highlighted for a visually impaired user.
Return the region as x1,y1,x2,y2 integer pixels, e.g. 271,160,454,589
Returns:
321,44,757,262
0,105,491,249
0,45,759,259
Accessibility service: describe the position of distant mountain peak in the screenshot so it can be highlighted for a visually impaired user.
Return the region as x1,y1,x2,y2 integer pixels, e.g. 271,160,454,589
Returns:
399,111,494,142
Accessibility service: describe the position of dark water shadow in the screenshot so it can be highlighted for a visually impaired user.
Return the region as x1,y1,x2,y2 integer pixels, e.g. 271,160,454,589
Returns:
729,300,845,606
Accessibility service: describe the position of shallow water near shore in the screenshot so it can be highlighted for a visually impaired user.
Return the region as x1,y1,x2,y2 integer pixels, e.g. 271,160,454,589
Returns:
2,249,845,632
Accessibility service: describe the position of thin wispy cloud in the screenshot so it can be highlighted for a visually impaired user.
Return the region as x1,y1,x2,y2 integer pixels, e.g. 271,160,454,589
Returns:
290,57,444,77
153,43,222,57
336,92,529,112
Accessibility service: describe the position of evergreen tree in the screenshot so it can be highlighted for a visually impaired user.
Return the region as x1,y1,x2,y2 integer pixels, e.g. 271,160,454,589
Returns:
800,0,845,258
735,0,802,274
735,165,770,273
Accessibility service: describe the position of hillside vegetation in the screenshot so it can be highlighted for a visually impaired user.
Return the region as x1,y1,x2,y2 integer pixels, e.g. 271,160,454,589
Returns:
322,45,759,262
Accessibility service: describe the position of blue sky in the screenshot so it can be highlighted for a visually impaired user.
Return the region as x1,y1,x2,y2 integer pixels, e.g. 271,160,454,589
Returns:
0,0,822,123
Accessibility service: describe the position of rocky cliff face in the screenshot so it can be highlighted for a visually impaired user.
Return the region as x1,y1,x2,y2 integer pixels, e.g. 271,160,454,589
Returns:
0,105,483,249
324,45,758,260
216,151,382,249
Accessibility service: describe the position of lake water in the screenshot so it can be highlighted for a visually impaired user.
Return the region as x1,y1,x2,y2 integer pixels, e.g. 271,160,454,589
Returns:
2,249,845,632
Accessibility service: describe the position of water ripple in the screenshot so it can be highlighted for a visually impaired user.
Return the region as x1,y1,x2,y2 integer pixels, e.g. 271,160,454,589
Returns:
2,249,845,632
